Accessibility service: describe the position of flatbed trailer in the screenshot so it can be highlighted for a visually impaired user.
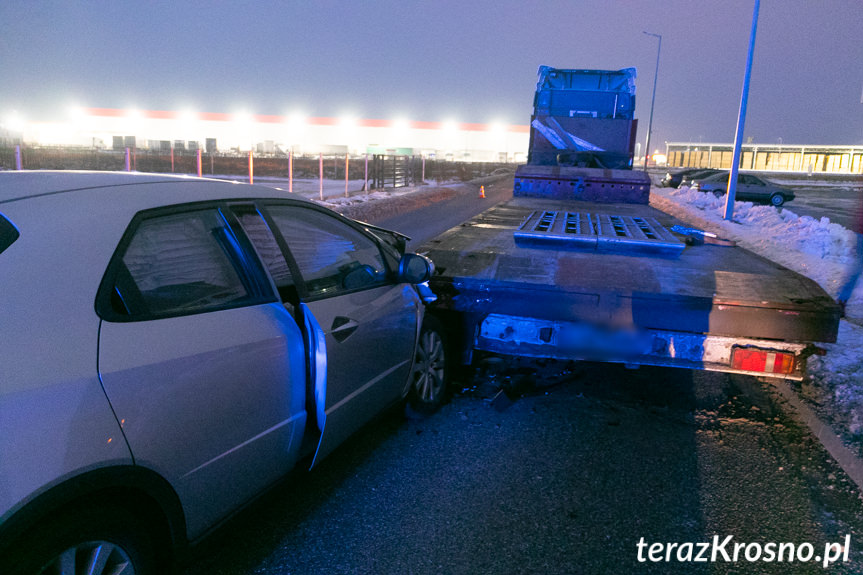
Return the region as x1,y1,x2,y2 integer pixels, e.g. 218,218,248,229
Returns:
420,195,840,380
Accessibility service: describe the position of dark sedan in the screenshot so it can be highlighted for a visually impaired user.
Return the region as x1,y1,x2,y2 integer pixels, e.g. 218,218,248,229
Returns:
690,172,795,206
660,168,723,188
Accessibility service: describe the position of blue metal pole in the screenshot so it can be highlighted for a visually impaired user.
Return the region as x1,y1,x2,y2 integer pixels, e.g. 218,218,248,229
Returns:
724,0,760,220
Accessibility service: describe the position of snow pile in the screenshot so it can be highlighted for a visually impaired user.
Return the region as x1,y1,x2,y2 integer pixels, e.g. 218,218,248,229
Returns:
319,191,398,207
651,185,863,448
807,322,863,437
316,181,463,209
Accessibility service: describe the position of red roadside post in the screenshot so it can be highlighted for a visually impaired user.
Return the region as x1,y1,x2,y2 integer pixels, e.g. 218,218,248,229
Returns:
248,151,254,184
345,154,349,197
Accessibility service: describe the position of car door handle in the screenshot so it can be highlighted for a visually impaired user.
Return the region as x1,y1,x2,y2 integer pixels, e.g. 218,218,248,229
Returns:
331,316,359,342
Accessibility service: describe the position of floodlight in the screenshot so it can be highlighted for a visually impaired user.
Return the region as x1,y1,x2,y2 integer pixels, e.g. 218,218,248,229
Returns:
442,119,460,134
391,117,411,131
288,112,307,131
3,111,26,133
178,109,198,124
125,108,144,134
67,105,87,123
488,120,507,135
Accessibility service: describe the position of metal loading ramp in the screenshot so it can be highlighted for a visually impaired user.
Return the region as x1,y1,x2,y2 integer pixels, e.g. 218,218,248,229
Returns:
514,211,686,255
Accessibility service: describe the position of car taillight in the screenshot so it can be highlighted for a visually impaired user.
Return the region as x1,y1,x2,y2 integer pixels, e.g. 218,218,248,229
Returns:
731,347,796,375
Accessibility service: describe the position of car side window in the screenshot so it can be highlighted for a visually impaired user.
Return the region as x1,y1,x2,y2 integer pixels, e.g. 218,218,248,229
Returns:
104,209,261,319
265,205,388,299
232,205,300,312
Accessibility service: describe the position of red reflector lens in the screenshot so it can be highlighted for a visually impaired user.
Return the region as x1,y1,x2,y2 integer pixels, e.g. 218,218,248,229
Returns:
731,348,795,374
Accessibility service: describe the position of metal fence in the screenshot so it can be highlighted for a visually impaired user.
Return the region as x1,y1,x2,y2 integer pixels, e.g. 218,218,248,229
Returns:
0,147,513,191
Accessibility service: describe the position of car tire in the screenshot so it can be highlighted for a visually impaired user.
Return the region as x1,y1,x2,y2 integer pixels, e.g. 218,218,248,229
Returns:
769,193,785,207
408,315,449,413
6,504,161,575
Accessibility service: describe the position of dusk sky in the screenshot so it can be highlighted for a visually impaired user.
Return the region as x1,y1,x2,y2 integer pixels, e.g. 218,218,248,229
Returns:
2,0,861,149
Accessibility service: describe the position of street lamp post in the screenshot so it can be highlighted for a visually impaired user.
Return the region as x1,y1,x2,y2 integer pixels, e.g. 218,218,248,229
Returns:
643,31,662,171
724,0,760,221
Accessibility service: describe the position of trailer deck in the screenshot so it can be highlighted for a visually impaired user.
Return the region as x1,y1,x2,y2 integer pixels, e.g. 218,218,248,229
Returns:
420,197,840,378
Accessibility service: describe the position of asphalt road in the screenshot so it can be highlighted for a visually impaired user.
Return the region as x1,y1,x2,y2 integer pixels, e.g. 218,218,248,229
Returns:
782,183,863,233
180,181,863,575
374,177,514,247
183,362,863,575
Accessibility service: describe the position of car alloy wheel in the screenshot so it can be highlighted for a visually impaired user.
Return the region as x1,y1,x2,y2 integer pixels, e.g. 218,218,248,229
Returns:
6,505,159,575
770,193,785,207
40,541,136,575
409,317,447,411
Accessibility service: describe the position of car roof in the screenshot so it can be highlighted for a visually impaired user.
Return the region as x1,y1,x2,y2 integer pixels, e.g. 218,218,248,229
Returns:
0,170,296,208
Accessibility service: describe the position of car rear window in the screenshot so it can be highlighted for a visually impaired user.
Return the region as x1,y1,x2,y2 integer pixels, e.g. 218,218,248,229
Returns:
0,213,19,255
100,208,268,320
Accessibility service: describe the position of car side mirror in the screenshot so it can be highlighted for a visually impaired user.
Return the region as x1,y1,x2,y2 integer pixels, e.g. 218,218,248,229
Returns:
398,253,434,284
343,264,378,290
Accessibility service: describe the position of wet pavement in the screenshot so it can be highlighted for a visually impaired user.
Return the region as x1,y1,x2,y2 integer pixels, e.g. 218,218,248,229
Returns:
182,360,863,575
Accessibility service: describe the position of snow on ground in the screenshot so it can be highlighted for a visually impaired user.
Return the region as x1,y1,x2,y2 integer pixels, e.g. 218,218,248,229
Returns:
316,181,461,208
651,184,863,449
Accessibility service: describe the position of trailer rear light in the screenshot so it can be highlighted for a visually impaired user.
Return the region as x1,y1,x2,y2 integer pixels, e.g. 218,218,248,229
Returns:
731,347,796,375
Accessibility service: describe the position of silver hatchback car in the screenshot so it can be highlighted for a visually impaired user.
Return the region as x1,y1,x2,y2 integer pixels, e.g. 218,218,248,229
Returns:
0,171,447,575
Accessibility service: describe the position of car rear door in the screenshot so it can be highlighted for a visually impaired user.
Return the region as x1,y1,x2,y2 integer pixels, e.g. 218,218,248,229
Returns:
258,202,420,466
96,205,307,539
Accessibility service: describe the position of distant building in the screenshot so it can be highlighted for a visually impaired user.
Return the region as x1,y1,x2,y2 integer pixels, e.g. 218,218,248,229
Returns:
665,142,863,174
19,108,530,163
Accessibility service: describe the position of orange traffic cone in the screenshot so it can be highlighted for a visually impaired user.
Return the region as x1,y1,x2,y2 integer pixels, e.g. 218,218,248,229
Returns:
479,185,486,198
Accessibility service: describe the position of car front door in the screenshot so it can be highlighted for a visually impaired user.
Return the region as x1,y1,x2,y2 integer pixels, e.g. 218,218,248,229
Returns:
96,206,307,539
260,203,420,466
737,174,763,201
